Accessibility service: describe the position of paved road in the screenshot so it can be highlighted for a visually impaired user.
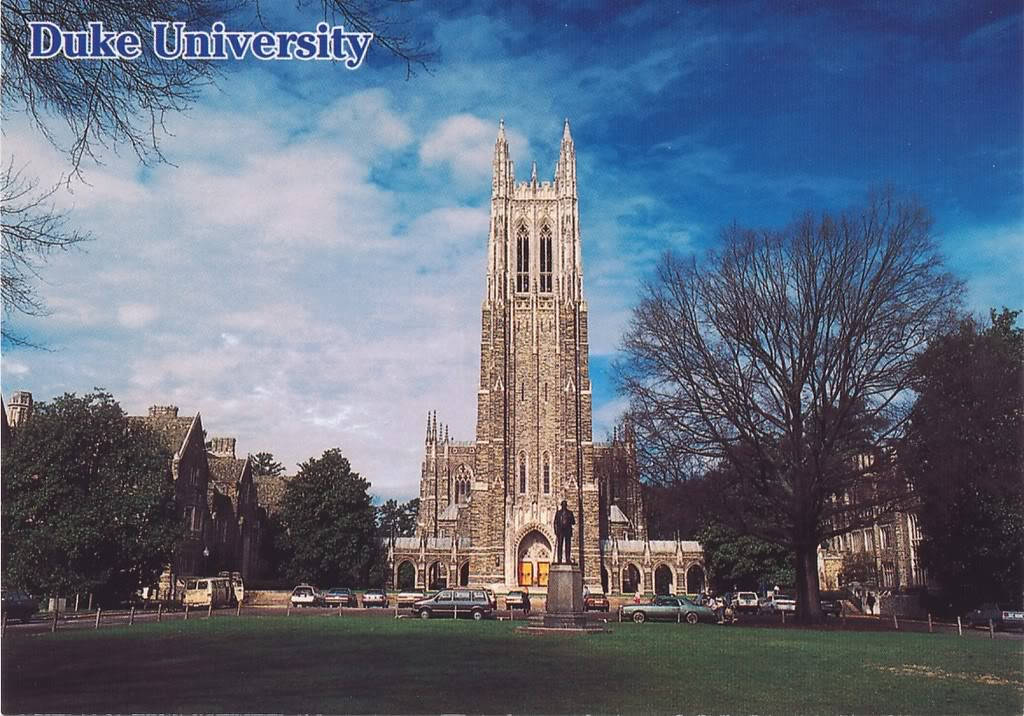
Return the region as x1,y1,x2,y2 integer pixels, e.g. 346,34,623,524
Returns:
5,606,1019,639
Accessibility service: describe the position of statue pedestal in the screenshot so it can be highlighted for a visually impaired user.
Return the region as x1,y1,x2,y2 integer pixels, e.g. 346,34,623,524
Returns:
542,563,590,629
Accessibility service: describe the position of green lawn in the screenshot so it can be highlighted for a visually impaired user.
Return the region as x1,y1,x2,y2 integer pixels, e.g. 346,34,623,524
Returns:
3,616,1022,714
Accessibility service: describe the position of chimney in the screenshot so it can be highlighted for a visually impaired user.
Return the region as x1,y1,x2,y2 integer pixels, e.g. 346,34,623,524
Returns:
148,405,179,419
8,391,33,428
207,437,236,459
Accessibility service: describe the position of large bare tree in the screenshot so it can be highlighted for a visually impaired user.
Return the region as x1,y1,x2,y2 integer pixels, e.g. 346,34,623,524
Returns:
618,192,962,621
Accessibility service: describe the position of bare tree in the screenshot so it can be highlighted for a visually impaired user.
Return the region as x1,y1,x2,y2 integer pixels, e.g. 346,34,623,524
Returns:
617,192,962,622
1,161,90,346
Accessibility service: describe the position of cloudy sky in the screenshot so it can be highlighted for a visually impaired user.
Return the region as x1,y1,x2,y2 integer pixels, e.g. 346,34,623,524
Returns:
3,1,1021,501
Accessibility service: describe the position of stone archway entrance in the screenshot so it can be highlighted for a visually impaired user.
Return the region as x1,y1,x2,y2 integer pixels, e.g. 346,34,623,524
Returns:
686,564,705,594
459,562,470,586
622,564,641,594
654,565,674,595
396,560,416,590
428,561,447,590
517,530,552,587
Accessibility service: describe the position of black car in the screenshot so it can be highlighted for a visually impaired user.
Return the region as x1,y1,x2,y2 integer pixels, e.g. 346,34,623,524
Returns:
2,590,38,623
819,591,845,617
414,589,493,620
324,588,358,608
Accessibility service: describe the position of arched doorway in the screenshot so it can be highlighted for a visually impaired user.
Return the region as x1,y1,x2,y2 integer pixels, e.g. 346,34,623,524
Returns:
428,561,447,590
517,530,552,587
622,564,641,594
654,565,674,595
397,560,416,590
459,562,470,586
686,564,705,594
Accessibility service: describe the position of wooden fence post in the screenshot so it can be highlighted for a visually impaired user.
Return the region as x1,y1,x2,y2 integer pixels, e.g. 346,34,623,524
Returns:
157,603,163,622
50,598,59,633
129,606,135,626
928,613,933,633
87,593,93,612
989,618,995,639
94,608,101,630
236,601,241,617
184,605,190,621
207,602,213,619
957,616,962,636
74,593,80,613
892,613,899,630
1,613,7,637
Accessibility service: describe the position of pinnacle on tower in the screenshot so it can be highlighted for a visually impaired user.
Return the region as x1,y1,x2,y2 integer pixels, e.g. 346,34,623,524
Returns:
562,117,572,143
531,161,537,184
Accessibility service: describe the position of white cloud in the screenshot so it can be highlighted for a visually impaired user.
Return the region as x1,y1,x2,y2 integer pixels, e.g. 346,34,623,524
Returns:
419,114,530,186
117,304,159,328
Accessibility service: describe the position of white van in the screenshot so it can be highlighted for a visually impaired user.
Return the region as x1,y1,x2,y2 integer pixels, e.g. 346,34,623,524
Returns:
183,577,233,608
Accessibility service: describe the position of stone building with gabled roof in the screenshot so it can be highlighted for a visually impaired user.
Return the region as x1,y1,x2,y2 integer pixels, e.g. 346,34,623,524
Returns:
206,437,262,579
131,405,212,594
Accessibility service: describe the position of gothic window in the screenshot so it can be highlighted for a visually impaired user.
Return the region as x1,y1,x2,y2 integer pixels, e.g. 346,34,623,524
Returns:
516,225,529,292
518,452,527,494
539,225,552,292
543,453,551,494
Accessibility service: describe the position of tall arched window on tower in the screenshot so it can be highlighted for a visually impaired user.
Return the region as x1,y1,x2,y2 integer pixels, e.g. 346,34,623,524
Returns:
543,453,551,494
518,452,527,494
539,225,552,292
516,225,530,292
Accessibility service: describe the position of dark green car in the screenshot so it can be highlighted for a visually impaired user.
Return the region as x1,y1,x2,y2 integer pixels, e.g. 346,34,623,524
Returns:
620,595,717,624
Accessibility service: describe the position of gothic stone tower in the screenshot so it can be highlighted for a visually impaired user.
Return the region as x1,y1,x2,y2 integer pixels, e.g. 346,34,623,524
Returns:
410,120,621,592
471,118,600,588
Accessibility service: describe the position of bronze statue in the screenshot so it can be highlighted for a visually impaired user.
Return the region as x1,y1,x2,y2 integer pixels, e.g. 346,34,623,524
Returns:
553,500,575,564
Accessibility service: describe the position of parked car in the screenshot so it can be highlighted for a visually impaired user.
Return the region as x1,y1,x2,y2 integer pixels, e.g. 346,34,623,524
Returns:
773,592,797,613
183,577,233,608
733,591,759,614
505,589,531,612
290,585,323,608
966,603,1024,631
397,590,426,608
758,596,777,614
620,595,717,624
415,589,493,620
584,591,609,612
1,590,38,623
362,589,389,608
819,591,844,618
324,588,358,608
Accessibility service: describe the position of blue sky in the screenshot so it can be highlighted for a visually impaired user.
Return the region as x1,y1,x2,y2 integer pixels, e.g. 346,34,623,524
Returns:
3,1,1021,500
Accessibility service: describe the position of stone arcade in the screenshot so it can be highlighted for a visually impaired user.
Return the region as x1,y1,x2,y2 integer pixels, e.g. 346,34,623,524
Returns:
387,121,706,597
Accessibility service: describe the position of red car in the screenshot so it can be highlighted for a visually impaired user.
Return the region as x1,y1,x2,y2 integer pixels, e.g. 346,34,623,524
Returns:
584,592,609,612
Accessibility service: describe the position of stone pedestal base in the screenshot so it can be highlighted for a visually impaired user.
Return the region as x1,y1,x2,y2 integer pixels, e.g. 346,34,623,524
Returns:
546,563,583,614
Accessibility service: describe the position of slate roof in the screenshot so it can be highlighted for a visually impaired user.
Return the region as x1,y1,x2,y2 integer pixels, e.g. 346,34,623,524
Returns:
131,414,195,456
208,455,246,498
254,473,290,515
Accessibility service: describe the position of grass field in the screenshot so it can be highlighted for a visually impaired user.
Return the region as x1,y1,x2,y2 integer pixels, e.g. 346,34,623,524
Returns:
3,616,1022,714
